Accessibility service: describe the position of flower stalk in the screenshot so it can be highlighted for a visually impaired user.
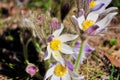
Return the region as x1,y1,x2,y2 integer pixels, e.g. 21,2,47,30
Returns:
74,41,84,72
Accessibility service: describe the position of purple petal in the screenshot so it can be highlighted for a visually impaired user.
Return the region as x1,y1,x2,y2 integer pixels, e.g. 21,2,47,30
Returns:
84,44,94,53
74,41,81,48
47,35,54,42
66,61,74,71
85,25,99,35
92,3,105,11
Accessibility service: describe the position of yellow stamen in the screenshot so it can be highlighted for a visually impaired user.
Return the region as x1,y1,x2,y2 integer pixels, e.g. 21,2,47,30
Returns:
50,38,62,51
89,0,97,9
54,64,67,77
82,20,95,31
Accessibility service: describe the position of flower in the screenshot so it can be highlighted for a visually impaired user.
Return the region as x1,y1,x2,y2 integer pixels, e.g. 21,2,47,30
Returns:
51,18,59,29
44,24,78,65
72,41,94,64
44,62,84,80
88,0,112,12
38,14,44,25
72,10,117,35
25,63,39,77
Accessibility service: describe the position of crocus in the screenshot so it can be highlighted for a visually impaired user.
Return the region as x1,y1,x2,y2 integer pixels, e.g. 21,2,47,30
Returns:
25,63,39,77
44,24,78,65
73,41,94,64
44,62,84,80
72,10,117,35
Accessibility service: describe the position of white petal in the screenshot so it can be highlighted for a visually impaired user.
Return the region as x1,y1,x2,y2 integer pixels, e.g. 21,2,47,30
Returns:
101,7,118,14
44,45,52,60
61,44,74,54
87,12,99,22
96,0,112,8
52,51,65,66
44,66,55,80
62,71,71,80
70,72,84,80
51,74,60,80
53,24,64,37
77,15,85,29
96,12,117,30
59,34,78,42
93,0,112,14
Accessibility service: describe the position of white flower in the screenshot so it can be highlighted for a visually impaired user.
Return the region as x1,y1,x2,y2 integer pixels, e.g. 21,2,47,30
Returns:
44,63,84,80
44,24,78,65
72,10,117,35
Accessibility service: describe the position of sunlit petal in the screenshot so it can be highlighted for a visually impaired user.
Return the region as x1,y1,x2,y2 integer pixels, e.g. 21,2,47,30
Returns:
59,34,78,42
96,12,117,30
62,71,71,80
61,44,74,54
52,51,65,66
51,74,60,80
87,12,99,22
44,66,55,80
53,24,64,37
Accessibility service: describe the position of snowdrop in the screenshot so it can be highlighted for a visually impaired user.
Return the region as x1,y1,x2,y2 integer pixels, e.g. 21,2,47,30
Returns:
44,24,78,65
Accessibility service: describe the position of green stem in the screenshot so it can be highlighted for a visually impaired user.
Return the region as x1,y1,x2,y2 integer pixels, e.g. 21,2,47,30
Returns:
110,65,114,80
74,42,84,72
23,44,29,64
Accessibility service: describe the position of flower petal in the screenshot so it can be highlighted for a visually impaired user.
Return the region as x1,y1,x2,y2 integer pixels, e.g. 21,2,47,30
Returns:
52,51,65,66
83,43,94,53
87,12,99,22
96,0,112,8
52,24,64,37
44,66,55,80
44,45,52,60
92,3,105,11
62,72,71,80
61,44,74,54
77,15,85,29
70,72,84,80
96,12,117,30
51,74,60,80
85,25,99,35
101,7,118,15
59,34,78,42
66,61,74,71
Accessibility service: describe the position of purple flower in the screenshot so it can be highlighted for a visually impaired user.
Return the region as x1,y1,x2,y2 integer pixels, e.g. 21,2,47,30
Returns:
73,41,94,64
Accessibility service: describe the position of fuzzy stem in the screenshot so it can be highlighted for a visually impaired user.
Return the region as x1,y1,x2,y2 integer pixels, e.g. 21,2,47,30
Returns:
75,42,84,72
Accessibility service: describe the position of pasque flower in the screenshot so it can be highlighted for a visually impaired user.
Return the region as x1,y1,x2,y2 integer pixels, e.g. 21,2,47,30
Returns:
25,63,39,77
72,10,117,35
44,62,84,80
88,0,112,11
73,41,94,64
44,24,78,65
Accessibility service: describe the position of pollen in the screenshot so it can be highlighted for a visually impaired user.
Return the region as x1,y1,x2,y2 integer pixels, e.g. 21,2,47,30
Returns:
54,64,67,77
82,20,95,31
50,38,62,51
89,0,97,9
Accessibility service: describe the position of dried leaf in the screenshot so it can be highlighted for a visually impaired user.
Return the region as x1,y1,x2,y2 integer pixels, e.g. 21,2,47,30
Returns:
104,49,120,67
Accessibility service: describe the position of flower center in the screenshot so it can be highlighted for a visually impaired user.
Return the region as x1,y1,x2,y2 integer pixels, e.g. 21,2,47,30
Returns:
89,0,97,9
50,38,62,51
54,64,67,77
82,20,95,31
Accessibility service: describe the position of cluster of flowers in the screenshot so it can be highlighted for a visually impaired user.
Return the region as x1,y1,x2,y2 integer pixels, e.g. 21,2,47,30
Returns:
1,0,117,80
